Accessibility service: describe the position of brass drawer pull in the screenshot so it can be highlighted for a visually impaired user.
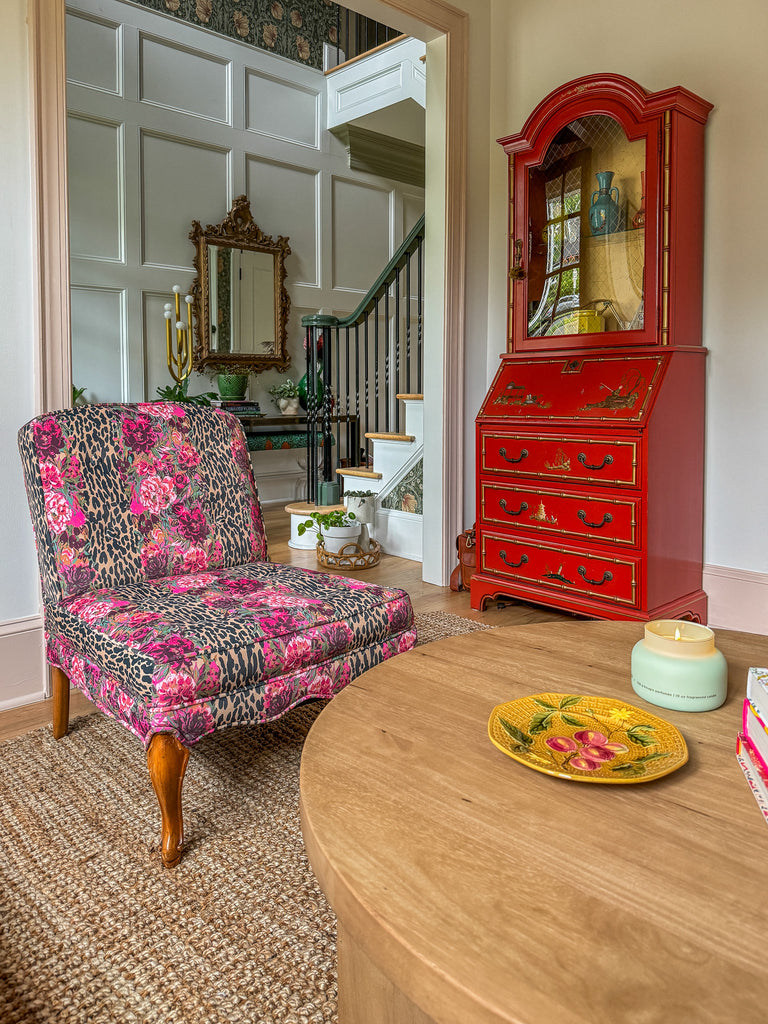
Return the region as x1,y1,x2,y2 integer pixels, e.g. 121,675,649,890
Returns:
577,452,614,472
499,447,529,464
500,499,528,517
499,550,529,569
577,510,614,529
578,566,614,586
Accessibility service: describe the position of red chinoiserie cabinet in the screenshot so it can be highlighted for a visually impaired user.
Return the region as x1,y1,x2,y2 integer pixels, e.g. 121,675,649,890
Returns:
471,74,713,621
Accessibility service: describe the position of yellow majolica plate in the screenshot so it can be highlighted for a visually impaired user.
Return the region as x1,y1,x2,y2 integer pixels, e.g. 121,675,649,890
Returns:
488,693,688,784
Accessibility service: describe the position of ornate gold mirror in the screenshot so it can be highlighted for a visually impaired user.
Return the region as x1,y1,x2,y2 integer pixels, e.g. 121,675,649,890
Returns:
189,195,292,373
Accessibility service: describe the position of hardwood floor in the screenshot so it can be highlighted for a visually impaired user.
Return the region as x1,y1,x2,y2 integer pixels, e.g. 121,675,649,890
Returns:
0,504,568,742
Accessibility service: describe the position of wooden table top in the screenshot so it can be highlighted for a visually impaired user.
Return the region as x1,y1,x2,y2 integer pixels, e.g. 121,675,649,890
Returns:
299,620,768,1024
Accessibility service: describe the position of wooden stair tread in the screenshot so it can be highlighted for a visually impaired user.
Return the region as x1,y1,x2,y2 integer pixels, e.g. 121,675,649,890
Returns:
336,467,383,479
284,501,345,515
396,393,423,400
364,432,415,442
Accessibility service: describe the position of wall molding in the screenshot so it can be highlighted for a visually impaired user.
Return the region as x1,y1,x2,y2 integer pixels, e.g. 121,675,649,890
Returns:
704,564,768,635
331,123,425,186
0,615,46,711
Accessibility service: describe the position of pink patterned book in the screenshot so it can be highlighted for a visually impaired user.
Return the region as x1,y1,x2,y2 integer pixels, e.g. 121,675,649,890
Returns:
736,733,768,827
743,698,768,775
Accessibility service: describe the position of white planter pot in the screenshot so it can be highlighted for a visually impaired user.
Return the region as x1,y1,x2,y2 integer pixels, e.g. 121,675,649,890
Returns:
344,496,375,525
278,396,300,415
321,523,361,554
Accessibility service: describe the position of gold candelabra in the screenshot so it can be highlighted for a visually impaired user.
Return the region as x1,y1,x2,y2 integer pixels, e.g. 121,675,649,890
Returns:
163,285,194,383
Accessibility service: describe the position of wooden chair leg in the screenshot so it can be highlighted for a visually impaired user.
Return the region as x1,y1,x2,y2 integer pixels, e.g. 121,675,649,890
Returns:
51,666,70,739
146,733,190,868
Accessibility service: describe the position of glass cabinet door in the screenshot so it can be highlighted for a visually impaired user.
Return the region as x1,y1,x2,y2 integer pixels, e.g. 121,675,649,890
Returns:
522,114,646,343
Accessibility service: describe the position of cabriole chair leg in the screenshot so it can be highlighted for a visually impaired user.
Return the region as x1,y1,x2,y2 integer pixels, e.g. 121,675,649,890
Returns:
51,666,70,739
147,733,190,868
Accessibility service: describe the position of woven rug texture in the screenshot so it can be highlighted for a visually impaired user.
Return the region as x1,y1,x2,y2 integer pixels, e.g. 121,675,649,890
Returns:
0,611,491,1024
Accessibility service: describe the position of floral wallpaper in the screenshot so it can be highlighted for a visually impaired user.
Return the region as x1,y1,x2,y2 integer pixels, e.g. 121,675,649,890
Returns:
381,459,423,515
134,0,339,71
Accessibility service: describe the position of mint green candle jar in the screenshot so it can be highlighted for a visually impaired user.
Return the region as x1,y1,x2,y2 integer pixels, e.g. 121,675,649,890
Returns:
631,620,728,712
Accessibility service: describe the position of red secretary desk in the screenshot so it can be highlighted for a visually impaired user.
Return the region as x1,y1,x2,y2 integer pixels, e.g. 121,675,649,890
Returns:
471,74,713,622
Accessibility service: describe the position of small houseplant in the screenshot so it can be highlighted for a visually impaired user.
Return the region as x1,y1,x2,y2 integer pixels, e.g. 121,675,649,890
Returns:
343,489,376,549
268,378,301,415
209,364,249,400
298,507,360,555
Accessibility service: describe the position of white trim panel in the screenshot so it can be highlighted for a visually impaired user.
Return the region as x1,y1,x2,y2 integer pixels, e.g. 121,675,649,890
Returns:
0,617,46,711
704,564,768,635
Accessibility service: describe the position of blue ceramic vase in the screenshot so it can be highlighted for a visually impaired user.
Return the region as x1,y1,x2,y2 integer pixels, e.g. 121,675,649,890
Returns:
589,171,624,236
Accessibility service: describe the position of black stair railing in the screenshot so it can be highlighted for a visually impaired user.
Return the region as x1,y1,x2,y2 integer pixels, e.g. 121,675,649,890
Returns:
329,8,403,70
302,214,425,506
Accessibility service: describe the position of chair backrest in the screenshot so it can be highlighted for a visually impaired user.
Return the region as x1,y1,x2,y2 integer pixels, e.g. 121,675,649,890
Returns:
18,402,268,605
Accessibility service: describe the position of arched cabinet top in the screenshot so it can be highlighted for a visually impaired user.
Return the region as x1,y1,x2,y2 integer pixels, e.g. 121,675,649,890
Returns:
498,73,713,158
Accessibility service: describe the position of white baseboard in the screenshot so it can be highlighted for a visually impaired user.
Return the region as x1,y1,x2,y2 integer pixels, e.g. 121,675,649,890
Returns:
0,614,47,710
704,564,768,635
374,508,423,562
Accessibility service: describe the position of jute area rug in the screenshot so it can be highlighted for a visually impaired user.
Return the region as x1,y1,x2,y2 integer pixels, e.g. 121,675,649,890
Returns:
0,611,491,1024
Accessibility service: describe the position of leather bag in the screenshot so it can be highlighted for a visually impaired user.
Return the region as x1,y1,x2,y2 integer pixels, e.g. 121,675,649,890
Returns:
449,524,476,592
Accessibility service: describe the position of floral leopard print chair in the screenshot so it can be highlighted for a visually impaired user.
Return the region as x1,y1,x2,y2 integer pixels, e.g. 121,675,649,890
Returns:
18,402,416,866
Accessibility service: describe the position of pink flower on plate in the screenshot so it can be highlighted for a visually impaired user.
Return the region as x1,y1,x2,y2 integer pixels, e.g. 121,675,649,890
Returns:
545,730,628,771
139,475,176,514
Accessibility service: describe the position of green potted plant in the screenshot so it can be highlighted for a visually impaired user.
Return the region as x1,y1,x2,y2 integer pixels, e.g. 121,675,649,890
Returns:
298,507,360,555
268,378,301,415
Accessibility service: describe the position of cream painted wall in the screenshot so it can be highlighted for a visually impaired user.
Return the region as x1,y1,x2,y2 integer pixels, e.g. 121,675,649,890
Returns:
0,1,40,624
486,0,768,584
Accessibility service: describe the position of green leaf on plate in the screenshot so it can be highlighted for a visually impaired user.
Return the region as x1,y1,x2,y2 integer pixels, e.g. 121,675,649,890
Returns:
611,762,646,776
529,710,555,734
635,751,671,763
560,714,586,728
559,695,584,709
533,698,558,710
627,725,658,747
498,717,532,746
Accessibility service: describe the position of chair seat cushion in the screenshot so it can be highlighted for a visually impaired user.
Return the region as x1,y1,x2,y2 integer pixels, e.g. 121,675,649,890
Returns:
45,562,416,747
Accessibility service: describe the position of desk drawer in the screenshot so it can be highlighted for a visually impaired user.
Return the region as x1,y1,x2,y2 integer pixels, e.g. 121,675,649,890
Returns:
480,532,639,608
480,432,638,487
480,481,639,547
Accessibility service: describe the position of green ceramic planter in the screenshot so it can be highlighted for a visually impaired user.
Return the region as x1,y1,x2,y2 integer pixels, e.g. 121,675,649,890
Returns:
216,373,248,400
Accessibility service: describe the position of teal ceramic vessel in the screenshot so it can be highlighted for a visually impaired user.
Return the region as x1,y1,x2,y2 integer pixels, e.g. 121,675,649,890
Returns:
631,620,728,712
589,170,624,236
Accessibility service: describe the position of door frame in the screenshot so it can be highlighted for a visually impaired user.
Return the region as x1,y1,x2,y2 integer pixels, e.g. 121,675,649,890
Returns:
28,0,468,586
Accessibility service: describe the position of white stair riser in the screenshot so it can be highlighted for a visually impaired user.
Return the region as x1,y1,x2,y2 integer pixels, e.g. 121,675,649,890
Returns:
367,438,416,480
400,400,423,444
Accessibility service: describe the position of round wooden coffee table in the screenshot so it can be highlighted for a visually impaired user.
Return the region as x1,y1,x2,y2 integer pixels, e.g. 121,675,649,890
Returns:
299,620,768,1024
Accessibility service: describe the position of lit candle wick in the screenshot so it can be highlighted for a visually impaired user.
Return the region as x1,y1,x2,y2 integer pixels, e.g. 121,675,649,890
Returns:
674,627,682,641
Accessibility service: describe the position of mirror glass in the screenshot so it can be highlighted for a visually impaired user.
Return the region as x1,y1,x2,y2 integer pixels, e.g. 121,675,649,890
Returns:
525,115,646,338
190,195,291,373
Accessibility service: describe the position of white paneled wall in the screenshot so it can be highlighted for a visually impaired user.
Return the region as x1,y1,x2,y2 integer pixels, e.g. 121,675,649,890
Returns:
66,0,425,456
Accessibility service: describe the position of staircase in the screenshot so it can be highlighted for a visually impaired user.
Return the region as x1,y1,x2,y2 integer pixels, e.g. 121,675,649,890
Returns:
338,394,423,560
286,393,423,560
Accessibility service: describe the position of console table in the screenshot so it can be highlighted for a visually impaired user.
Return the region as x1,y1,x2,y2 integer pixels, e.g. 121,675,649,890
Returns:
300,620,767,1023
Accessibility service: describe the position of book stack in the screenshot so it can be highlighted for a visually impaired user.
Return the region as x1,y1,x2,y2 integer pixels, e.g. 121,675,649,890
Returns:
736,667,768,826
211,399,262,417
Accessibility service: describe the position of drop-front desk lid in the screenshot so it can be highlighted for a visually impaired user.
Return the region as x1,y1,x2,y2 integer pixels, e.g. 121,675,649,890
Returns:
477,351,669,423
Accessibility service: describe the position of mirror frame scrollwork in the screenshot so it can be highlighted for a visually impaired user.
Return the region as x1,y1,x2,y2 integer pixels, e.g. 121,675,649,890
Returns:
189,195,292,374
